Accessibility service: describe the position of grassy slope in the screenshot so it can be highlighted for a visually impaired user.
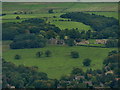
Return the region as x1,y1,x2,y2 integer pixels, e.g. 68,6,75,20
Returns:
2,2,118,14
2,2,118,30
2,13,92,30
51,21,92,30
3,45,116,79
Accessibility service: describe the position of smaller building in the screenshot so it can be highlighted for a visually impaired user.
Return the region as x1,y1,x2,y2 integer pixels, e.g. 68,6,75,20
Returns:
48,38,65,45
95,39,107,44
75,75,85,80
76,40,89,45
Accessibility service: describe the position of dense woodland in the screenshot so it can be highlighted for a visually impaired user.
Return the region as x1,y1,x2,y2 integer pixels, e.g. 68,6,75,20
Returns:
2,51,120,88
2,12,119,49
60,12,119,39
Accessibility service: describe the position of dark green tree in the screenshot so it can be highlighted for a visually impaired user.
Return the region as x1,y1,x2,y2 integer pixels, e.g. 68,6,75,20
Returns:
48,9,54,13
36,51,43,58
66,39,75,46
105,39,118,48
70,51,79,58
45,50,52,57
83,58,91,66
16,16,20,19
71,68,84,75
14,54,21,60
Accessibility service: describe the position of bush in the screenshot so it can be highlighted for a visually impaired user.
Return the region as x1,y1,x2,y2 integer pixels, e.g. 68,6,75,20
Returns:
105,39,118,48
14,54,21,60
83,58,91,66
71,68,84,75
45,50,52,57
71,51,79,58
16,16,20,19
36,51,43,58
48,9,54,13
66,39,75,46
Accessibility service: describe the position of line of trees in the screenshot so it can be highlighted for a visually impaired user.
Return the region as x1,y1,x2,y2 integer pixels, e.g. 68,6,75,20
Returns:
36,50,52,58
10,34,46,49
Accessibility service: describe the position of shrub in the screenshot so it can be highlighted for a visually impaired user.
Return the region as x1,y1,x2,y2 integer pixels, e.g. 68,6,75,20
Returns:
83,58,91,66
36,51,43,58
14,54,21,60
16,16,20,19
48,9,54,13
45,50,52,57
105,39,118,48
71,51,79,58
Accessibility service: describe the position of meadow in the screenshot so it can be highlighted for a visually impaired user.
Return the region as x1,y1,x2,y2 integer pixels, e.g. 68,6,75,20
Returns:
2,2,118,30
3,45,116,79
2,2,118,14
2,13,92,30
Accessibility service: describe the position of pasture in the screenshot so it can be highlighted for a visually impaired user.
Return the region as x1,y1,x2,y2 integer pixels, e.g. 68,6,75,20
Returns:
2,13,92,30
2,2,118,30
2,2,118,14
3,45,116,79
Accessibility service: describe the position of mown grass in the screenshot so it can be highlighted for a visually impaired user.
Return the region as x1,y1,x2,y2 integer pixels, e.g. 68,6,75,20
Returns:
3,45,116,79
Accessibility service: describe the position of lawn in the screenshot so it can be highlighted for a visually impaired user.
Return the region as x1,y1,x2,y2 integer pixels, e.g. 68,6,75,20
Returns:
3,45,116,79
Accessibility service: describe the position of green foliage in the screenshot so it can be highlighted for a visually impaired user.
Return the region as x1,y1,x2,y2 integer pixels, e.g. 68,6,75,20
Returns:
10,34,46,49
105,39,118,48
45,30,57,39
45,50,52,57
70,51,79,58
2,60,48,88
16,16,20,19
66,39,75,46
22,18,44,24
2,18,61,40
83,58,91,66
103,54,119,66
48,9,54,13
36,51,43,58
60,12,119,39
71,68,84,75
108,50,118,56
14,54,21,60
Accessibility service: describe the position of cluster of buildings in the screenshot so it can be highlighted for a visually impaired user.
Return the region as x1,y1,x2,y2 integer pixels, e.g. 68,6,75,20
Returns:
48,38,108,46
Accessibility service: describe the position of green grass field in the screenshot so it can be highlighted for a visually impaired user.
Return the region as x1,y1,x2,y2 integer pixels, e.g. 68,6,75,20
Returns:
2,2,118,30
3,45,116,79
51,21,92,30
2,2,118,14
2,13,92,30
